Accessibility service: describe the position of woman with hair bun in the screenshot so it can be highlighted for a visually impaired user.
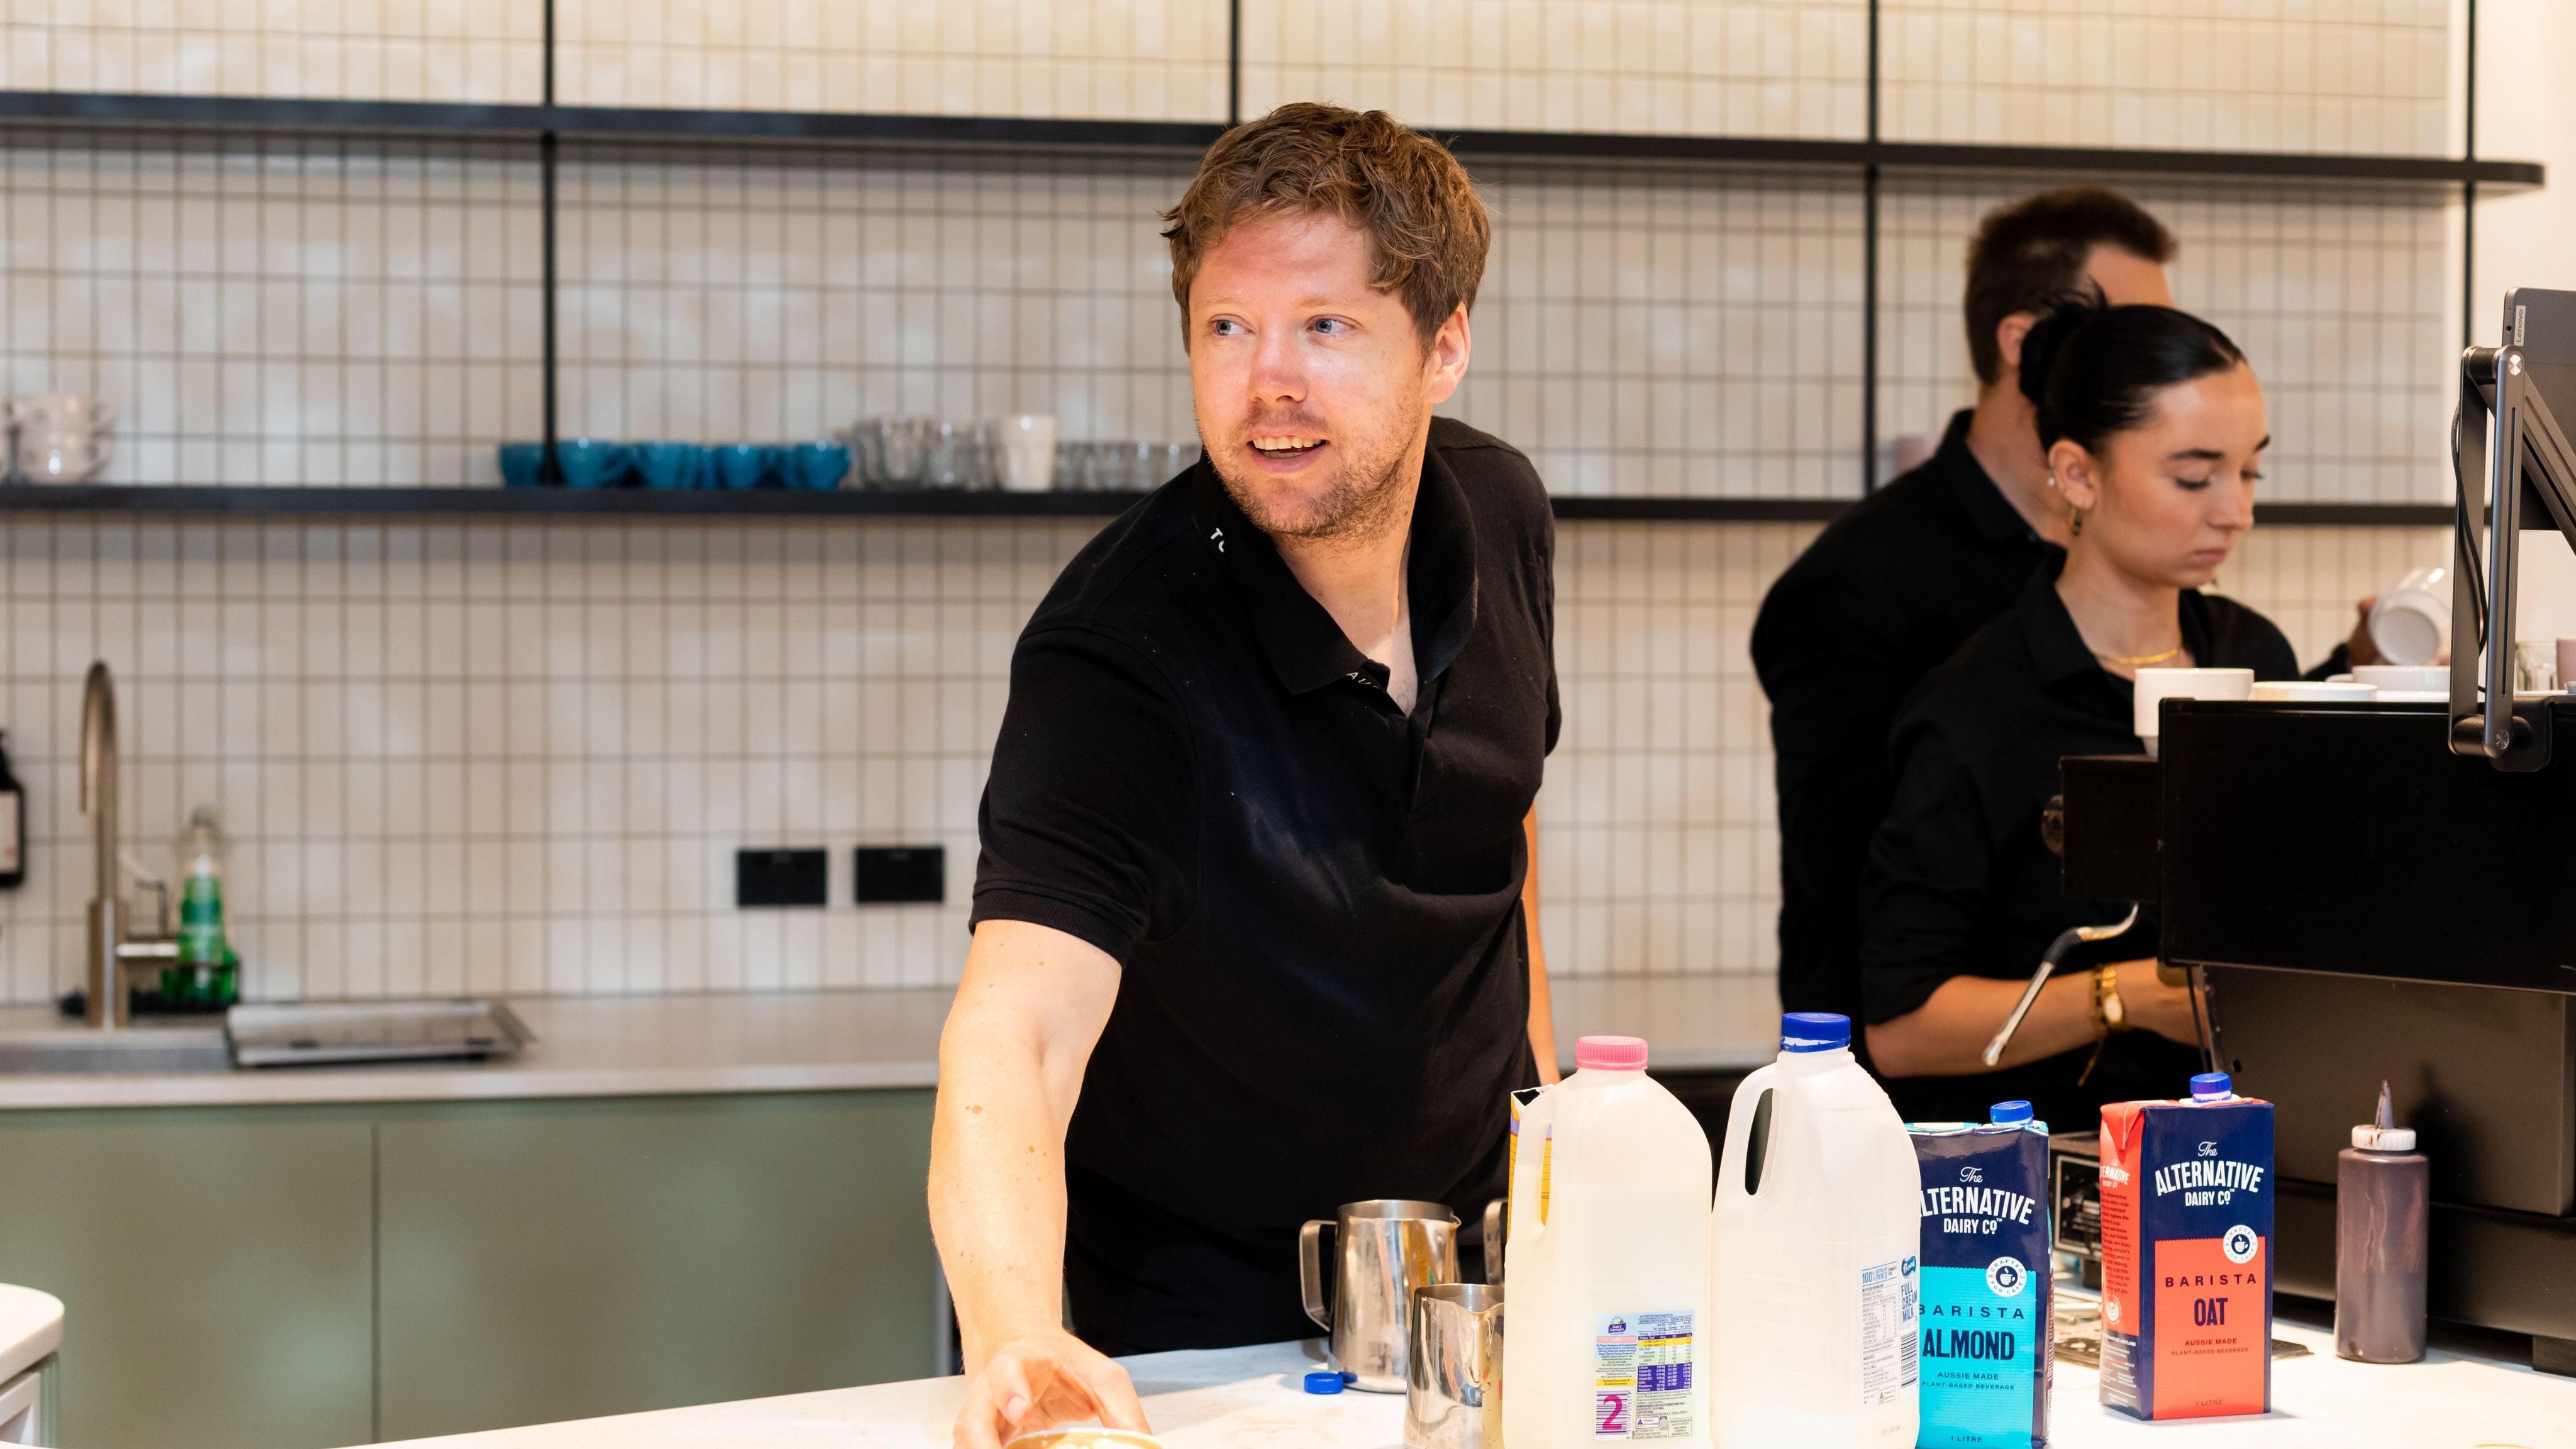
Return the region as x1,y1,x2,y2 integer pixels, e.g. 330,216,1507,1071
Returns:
1854,299,2295,1128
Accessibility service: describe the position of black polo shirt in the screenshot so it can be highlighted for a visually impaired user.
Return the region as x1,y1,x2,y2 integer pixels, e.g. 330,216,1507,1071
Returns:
972,416,1559,1355
1857,558,2296,1130
1752,411,2060,1026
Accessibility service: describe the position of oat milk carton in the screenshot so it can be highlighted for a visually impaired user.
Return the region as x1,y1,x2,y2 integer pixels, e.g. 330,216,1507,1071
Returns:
2097,1072,2275,1421
1910,1101,2052,1448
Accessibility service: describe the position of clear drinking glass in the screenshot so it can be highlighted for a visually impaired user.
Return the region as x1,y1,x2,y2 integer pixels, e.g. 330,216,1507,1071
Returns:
873,417,933,486
2514,638,2560,695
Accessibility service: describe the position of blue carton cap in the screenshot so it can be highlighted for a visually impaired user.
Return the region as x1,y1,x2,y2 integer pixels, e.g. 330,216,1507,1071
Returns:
1990,1099,2035,1124
2190,1072,2234,1101
1302,1370,1345,1394
1780,1012,1850,1053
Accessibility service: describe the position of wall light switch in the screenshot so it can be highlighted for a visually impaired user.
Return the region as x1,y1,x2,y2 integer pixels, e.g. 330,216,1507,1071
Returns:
855,845,944,904
736,848,828,908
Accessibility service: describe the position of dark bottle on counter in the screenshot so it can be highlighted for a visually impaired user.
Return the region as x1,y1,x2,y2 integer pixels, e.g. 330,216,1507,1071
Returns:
2335,1080,2429,1363
0,731,22,889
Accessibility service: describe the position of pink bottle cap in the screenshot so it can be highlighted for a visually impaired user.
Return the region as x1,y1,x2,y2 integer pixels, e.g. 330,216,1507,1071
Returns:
1575,1035,1648,1071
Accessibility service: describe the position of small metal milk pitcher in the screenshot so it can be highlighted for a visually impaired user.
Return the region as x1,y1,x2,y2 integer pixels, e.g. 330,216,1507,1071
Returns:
1405,1283,1504,1449
1299,1199,1460,1392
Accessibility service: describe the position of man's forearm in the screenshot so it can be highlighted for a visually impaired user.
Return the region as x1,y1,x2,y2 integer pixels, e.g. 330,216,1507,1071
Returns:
930,921,1123,1374
931,1004,1076,1371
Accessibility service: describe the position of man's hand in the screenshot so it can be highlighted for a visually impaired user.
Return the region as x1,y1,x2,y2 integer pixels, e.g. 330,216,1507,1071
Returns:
953,1329,1150,1449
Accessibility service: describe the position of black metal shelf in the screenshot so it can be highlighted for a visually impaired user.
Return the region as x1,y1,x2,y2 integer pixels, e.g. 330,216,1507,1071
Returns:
0,485,2457,528
0,91,2539,189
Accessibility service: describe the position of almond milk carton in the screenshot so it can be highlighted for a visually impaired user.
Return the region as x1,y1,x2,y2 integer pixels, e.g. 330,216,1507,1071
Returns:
2097,1072,2275,1421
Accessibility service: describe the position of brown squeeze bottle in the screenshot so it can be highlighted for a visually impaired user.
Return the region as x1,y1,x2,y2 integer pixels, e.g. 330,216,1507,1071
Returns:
2334,1081,2428,1363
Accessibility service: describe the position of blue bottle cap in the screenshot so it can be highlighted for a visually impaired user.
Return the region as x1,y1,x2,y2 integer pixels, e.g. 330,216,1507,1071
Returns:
2190,1072,2234,1101
1303,1370,1345,1394
1780,1012,1851,1053
1990,1099,2035,1124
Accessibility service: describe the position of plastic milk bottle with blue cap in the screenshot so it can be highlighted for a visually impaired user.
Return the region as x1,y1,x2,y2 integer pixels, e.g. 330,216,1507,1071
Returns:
1501,1035,1713,1449
1710,1013,1921,1447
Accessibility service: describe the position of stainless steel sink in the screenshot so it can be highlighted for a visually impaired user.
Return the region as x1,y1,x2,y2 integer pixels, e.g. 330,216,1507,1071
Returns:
0,1027,231,1074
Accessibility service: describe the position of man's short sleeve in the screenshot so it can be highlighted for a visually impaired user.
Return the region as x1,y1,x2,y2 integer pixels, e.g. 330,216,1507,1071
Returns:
970,626,1195,964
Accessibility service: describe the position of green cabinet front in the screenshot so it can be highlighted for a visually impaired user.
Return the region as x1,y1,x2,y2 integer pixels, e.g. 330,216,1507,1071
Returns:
0,1088,937,1446
375,1089,938,1441
0,1108,375,1449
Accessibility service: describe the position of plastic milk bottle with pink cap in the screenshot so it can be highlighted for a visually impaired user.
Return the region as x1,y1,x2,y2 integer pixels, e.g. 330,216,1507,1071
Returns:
1710,1012,1921,1447
1501,1035,1713,1449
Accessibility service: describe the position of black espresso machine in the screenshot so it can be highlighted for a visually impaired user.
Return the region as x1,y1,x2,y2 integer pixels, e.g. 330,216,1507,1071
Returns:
2057,286,2576,1371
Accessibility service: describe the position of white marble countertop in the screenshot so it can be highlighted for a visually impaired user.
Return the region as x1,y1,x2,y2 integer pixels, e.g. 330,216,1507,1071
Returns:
380,1320,2576,1449
0,1284,61,1385
0,973,1781,1111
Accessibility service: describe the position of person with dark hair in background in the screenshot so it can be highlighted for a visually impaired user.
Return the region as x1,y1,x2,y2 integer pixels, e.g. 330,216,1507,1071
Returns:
1752,189,2179,1032
1857,300,2294,1128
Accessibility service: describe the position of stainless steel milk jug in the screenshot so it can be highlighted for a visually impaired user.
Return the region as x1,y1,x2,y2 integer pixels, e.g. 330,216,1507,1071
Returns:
1298,1199,1460,1392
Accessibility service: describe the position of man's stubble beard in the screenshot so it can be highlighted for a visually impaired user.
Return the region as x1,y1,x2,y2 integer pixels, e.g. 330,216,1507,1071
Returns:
1209,397,1426,548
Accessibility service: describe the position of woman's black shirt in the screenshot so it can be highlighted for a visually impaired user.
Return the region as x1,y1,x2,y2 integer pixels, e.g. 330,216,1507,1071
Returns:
1858,558,2297,1130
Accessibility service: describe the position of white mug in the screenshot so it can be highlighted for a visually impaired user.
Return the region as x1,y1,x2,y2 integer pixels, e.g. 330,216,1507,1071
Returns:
2368,566,2450,667
994,414,1060,492
2133,667,2255,756
17,427,112,482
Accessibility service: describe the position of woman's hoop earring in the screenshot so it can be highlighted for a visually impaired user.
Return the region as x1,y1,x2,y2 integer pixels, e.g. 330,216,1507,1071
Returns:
2069,506,2085,538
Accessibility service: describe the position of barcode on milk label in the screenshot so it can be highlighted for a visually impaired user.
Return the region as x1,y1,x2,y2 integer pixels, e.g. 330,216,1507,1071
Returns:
1594,1311,1694,1440
1858,1255,1921,1406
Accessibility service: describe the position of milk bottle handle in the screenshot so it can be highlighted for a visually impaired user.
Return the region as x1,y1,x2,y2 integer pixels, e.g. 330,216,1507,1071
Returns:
1716,1062,1782,1203
1298,1218,1334,1330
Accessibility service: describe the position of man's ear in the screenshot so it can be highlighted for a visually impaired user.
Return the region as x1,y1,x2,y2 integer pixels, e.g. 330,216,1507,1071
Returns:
1423,303,1473,407
1995,311,2039,376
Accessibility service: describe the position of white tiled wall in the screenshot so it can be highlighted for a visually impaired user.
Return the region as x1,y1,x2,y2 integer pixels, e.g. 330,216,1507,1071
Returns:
0,3,543,102
1237,0,1868,138
0,133,546,486
1879,177,2455,503
0,512,2451,1003
553,0,1229,122
1880,0,2453,155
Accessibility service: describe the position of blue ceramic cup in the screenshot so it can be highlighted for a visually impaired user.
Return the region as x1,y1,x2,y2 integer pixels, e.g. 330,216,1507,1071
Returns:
713,443,778,490
633,441,706,490
497,441,545,488
555,438,630,489
784,441,852,491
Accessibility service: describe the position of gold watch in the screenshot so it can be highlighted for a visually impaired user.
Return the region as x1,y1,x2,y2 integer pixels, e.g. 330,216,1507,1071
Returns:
2092,963,2130,1034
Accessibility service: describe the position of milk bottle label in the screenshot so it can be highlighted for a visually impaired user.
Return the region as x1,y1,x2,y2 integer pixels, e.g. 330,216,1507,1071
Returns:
1855,1256,1919,1406
1592,1311,1694,1439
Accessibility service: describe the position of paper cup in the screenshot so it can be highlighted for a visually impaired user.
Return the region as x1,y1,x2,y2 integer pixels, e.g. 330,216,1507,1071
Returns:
2133,667,2255,755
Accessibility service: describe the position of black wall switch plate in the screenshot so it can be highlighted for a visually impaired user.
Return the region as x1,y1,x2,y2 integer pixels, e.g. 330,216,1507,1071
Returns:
855,845,945,904
736,848,828,908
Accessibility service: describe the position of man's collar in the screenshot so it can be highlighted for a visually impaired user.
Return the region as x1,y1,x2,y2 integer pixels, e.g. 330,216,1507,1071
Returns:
2018,553,2098,687
1936,408,2046,545
1187,445,1480,698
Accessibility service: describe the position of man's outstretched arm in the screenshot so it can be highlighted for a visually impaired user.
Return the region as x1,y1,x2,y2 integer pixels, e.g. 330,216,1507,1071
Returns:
930,918,1145,1449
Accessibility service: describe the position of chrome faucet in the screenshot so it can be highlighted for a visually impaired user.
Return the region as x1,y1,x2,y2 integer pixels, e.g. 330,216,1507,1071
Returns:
80,662,174,1029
